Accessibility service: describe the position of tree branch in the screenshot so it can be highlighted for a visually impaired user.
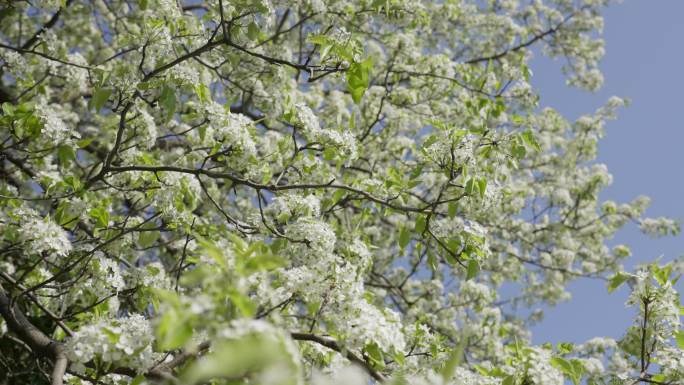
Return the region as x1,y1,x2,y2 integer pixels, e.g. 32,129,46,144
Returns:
290,332,386,382
0,285,67,385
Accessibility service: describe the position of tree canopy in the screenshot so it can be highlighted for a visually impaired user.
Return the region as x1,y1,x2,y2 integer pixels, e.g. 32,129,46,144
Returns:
0,1,683,385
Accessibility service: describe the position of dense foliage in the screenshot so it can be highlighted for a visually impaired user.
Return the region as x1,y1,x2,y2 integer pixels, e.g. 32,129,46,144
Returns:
0,1,683,384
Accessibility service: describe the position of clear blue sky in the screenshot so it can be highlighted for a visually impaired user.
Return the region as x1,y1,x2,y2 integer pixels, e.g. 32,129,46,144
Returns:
528,0,684,344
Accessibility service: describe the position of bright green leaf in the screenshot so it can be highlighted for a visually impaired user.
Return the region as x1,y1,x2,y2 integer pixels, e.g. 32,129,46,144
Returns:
138,230,160,248
607,272,630,293
675,330,684,349
347,58,372,104
159,84,176,122
398,226,411,249
89,88,112,113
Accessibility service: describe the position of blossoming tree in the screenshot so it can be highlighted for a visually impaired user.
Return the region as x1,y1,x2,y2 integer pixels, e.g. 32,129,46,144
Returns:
1,0,683,384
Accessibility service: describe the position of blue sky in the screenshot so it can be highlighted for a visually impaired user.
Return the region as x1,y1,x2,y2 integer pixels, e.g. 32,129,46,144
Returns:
527,0,684,344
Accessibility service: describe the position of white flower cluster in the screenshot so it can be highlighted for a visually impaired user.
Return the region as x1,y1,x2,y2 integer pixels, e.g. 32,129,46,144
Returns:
285,218,337,257
293,103,357,159
35,101,78,144
311,366,369,385
136,107,158,149
269,193,321,219
451,367,502,385
525,347,564,385
154,172,202,220
460,280,496,305
199,102,258,168
170,63,201,86
82,254,126,302
20,216,72,258
317,129,358,159
294,103,320,135
214,113,258,161
336,299,406,353
64,53,89,93
421,132,476,168
0,50,27,73
656,345,684,379
130,261,173,290
626,270,680,337
347,238,372,266
276,217,407,355
581,357,604,375
430,216,465,238
394,368,501,385
66,314,159,374
639,217,679,238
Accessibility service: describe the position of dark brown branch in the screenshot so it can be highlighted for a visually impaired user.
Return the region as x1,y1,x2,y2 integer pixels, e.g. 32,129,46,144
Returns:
290,332,386,382
464,8,585,64
106,164,433,213
21,0,74,50
0,285,67,385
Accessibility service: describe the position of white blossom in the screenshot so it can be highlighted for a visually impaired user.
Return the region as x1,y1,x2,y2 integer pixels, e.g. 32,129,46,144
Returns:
20,217,72,257
65,315,159,373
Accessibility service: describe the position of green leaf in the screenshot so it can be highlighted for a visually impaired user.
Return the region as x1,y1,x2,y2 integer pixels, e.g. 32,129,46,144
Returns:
364,342,385,369
319,44,333,61
653,263,672,286
441,335,467,380
512,143,526,159
550,357,584,385
466,259,479,280
550,357,573,373
55,201,79,228
138,230,160,248
569,359,585,384
89,88,112,112
181,333,299,385
159,85,176,122
415,215,427,234
398,226,410,249
241,252,284,274
247,22,260,40
347,58,372,104
427,251,438,272
194,83,211,103
393,351,405,365
445,237,461,257
465,178,477,196
422,135,438,149
607,272,630,293
52,325,66,341
88,207,110,228
521,130,542,152
510,114,525,125
556,342,574,355
76,137,95,148
157,311,193,350
57,145,76,167
477,177,487,199
229,290,257,317
675,330,684,349
102,326,120,344
2,103,14,116
448,202,458,218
